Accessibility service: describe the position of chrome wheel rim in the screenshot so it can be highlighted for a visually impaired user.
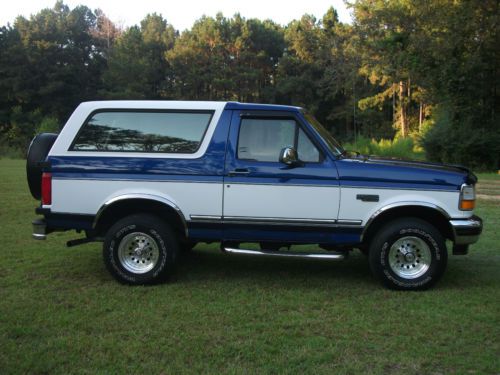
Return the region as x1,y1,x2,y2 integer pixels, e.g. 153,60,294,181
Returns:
117,232,159,274
388,236,432,279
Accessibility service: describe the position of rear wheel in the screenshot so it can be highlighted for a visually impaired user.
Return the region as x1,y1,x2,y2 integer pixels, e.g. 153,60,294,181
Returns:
103,214,179,285
369,218,447,290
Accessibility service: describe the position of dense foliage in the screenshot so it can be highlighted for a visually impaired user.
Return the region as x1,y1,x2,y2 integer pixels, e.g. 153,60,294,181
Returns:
0,1,498,168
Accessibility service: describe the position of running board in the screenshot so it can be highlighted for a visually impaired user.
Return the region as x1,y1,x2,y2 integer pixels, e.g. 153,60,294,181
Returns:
223,247,345,260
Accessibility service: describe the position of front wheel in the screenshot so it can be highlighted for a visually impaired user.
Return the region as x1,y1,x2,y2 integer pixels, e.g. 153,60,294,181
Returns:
369,218,448,290
103,214,179,285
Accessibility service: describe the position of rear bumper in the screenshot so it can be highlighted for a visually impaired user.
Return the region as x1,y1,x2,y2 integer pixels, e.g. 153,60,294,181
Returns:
32,218,48,240
450,215,483,245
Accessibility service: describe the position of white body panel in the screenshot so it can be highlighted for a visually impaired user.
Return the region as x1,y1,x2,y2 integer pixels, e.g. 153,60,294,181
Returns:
49,101,227,159
223,184,340,220
338,187,469,223
51,179,222,218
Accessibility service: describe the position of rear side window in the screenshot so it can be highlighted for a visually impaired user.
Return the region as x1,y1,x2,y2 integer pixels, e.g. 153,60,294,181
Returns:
70,111,213,153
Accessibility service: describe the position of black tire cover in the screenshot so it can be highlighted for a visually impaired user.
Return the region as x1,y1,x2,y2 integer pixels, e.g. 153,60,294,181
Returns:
26,133,58,200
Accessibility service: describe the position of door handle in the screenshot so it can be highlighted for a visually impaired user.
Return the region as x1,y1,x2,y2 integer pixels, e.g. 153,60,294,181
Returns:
228,168,250,176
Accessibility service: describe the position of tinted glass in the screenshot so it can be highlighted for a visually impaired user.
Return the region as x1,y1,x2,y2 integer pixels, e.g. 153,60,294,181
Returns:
238,119,296,162
303,112,343,156
71,111,213,153
298,127,320,162
237,118,321,163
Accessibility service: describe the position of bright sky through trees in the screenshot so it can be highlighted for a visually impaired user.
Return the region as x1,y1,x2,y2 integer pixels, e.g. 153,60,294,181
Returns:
0,0,352,30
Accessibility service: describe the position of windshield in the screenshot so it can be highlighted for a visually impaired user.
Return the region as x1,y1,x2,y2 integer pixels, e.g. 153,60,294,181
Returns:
303,113,344,156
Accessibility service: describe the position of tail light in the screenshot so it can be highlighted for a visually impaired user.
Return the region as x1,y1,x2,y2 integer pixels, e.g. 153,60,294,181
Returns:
459,184,475,211
41,172,52,205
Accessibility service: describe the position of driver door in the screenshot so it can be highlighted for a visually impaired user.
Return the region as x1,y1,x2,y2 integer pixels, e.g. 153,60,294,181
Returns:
222,110,340,242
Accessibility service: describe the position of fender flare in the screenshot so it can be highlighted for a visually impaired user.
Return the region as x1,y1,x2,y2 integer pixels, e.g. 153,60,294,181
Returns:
93,193,188,237
360,201,451,242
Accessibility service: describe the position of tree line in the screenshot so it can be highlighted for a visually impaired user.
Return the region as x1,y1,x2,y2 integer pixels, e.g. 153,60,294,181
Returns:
0,0,498,168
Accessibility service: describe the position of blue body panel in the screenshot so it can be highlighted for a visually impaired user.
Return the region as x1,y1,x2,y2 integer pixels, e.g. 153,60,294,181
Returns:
335,159,467,191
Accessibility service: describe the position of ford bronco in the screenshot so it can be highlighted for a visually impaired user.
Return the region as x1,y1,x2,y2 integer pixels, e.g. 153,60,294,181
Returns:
27,101,483,290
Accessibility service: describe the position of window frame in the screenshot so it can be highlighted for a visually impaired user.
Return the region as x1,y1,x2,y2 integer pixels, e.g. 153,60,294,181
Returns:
68,108,215,154
236,114,324,164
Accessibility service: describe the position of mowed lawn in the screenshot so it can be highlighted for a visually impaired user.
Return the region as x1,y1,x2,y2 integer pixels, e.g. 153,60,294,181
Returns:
0,159,499,374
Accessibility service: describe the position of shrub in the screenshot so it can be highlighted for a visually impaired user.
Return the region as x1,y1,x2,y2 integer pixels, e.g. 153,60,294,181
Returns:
343,135,424,160
420,106,500,170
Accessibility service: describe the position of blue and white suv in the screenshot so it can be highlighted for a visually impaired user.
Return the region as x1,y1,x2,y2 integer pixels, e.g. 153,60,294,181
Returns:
27,101,483,290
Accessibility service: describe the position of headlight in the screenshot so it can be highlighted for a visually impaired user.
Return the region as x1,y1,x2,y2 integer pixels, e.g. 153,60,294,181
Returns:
459,184,476,210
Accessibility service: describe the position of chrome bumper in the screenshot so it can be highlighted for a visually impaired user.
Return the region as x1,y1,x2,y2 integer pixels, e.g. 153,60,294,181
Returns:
32,218,47,240
450,215,483,245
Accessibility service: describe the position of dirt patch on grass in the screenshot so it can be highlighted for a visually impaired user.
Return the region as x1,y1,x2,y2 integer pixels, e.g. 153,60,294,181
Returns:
477,194,500,201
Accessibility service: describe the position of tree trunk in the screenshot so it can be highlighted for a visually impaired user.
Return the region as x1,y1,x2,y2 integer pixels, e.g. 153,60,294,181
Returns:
399,80,409,137
419,103,424,132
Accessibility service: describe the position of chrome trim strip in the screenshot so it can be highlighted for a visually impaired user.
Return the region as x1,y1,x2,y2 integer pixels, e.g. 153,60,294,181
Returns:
188,215,364,228
223,247,345,260
337,219,363,226
222,216,338,227
223,216,337,224
93,193,188,237
190,215,223,221
360,201,451,241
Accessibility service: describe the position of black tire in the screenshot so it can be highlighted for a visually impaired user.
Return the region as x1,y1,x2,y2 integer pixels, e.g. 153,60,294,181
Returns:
178,241,198,259
369,218,448,290
103,214,179,285
181,241,198,252
26,133,58,199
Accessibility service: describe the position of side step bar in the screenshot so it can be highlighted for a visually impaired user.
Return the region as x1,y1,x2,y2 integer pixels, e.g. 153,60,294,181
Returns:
223,247,345,260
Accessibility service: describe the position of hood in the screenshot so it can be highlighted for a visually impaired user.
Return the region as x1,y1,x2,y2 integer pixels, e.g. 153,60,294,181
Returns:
360,156,477,184
335,155,476,190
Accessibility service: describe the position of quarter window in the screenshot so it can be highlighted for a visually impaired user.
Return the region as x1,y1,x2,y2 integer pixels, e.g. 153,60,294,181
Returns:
71,111,213,153
237,118,321,163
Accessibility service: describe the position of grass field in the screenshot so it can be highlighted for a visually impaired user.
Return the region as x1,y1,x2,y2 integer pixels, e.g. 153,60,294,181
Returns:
0,159,499,374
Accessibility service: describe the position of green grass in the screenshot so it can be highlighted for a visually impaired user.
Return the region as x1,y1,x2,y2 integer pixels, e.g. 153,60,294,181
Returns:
1,159,499,374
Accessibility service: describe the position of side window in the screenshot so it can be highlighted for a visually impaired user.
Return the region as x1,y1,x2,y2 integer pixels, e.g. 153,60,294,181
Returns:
298,127,320,163
71,111,213,153
237,118,321,163
238,119,296,162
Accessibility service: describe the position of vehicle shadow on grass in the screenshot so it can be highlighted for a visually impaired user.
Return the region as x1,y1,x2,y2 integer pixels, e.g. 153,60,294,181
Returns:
174,247,375,288
173,247,489,291
57,244,486,291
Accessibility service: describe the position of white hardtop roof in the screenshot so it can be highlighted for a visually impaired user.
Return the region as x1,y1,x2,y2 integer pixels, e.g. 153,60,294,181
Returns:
79,100,228,111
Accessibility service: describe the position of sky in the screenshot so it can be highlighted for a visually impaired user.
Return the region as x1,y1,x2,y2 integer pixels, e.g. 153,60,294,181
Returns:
0,0,352,30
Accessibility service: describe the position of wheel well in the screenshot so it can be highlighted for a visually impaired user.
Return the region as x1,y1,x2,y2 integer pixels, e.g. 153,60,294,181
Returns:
361,205,453,246
93,199,187,239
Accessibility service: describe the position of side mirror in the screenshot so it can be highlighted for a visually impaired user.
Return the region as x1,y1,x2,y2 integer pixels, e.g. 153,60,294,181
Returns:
279,147,300,166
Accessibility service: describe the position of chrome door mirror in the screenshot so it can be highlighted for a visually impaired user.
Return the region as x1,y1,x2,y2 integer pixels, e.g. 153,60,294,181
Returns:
279,147,299,166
